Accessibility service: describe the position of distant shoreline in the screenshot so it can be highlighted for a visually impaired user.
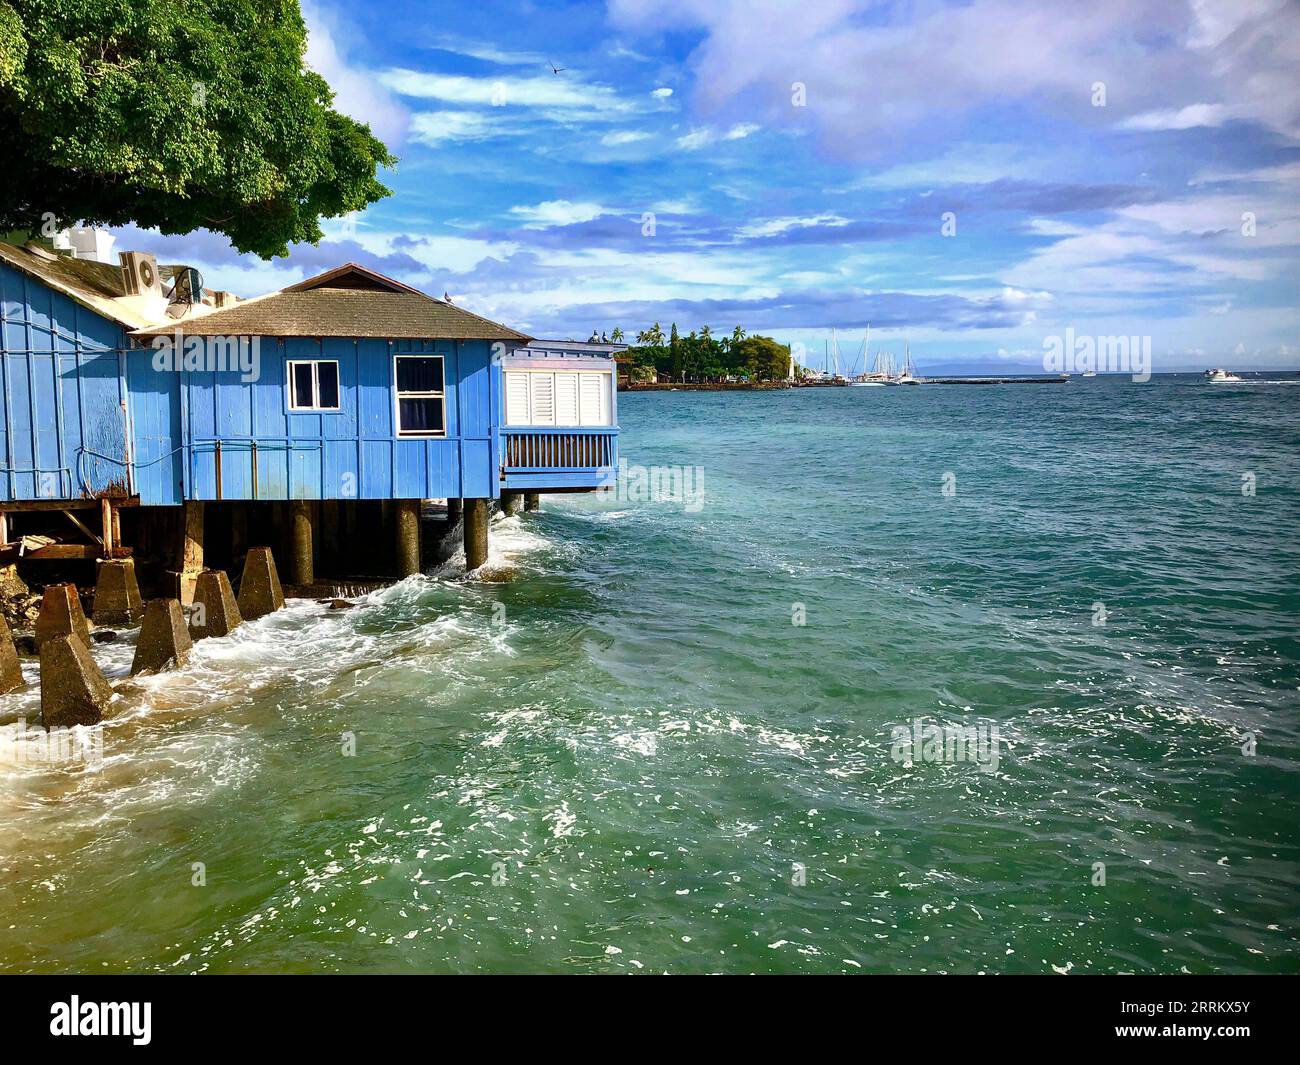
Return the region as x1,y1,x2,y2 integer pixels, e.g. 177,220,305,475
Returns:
621,381,792,391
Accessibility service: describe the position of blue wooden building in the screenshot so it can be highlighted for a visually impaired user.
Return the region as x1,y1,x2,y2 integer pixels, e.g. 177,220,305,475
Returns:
0,240,620,579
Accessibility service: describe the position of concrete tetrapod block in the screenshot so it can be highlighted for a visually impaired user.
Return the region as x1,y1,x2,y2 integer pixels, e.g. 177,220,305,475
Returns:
40,633,112,729
130,599,192,675
0,614,25,694
236,546,285,620
92,558,144,626
191,570,242,640
34,583,93,650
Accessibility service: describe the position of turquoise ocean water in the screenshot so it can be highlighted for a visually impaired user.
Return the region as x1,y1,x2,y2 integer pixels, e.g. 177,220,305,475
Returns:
1,374,1297,973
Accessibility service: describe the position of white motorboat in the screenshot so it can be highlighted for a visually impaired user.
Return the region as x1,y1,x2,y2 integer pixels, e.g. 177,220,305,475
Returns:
1204,368,1243,383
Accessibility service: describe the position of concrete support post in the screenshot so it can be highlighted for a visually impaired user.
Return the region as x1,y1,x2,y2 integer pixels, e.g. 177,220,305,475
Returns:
236,546,285,620
191,570,242,640
463,498,489,571
40,634,112,729
92,558,144,625
446,498,463,526
291,500,314,586
131,599,192,675
395,499,422,578
1,615,25,694
524,492,541,512
501,490,525,516
35,583,92,649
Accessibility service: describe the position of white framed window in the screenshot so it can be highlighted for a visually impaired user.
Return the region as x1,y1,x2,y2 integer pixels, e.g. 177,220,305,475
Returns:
394,354,446,437
504,370,611,426
287,360,341,411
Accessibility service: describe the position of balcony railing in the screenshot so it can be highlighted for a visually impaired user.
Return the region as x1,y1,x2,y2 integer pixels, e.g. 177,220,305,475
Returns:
502,427,617,471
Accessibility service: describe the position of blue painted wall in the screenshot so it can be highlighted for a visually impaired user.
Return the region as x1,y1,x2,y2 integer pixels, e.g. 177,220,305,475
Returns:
126,335,499,504
2,267,618,506
0,263,132,502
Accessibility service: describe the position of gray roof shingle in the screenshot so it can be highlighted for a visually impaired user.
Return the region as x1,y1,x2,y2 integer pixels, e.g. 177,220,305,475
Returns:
134,264,529,342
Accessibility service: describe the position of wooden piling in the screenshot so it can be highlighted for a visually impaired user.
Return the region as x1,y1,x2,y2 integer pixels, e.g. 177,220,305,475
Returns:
176,500,204,605
463,498,489,571
291,501,314,586
501,491,524,516
395,499,422,578
524,492,541,512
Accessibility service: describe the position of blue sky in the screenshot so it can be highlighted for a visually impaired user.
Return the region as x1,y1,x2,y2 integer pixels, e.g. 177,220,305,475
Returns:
115,0,1300,373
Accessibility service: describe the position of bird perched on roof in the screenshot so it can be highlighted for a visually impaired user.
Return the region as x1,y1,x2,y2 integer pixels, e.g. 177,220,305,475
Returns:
444,292,452,303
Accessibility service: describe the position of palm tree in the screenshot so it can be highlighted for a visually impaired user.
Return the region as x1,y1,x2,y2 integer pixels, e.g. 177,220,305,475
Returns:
611,327,624,343
647,322,666,346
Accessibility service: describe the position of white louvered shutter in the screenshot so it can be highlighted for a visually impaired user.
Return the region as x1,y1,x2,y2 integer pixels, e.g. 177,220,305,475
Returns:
555,372,580,425
529,373,555,425
579,373,609,425
505,372,530,425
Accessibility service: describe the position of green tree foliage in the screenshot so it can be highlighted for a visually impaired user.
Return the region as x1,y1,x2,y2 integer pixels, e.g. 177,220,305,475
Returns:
616,323,790,383
0,0,394,258
731,335,791,381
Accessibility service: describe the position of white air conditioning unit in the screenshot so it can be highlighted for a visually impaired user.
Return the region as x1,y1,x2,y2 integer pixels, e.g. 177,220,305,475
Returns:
119,251,162,298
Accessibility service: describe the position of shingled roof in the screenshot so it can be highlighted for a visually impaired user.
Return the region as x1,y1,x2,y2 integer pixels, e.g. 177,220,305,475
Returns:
0,241,155,329
133,263,530,342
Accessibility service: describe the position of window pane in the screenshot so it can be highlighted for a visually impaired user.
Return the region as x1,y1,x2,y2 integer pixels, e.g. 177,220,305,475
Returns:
399,397,444,434
396,356,442,393
317,361,339,408
291,363,314,408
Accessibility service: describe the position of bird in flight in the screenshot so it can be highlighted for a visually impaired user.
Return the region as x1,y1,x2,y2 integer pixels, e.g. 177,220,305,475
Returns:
549,61,565,74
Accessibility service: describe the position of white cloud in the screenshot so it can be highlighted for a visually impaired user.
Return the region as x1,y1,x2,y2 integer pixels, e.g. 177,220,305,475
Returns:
301,1,408,146
350,230,519,274
508,200,607,228
380,68,637,119
601,129,653,146
427,38,548,66
1119,193,1300,248
676,128,714,150
608,0,1300,152
652,87,674,98
738,214,849,238
410,111,499,145
676,122,761,150
1118,103,1229,131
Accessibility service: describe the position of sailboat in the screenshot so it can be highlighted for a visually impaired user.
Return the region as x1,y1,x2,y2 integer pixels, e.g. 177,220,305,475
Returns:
895,340,919,384
850,325,886,385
